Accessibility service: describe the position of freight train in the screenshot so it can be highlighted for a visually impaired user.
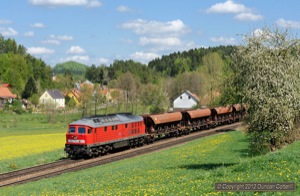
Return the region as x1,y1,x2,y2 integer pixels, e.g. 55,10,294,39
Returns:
64,104,245,158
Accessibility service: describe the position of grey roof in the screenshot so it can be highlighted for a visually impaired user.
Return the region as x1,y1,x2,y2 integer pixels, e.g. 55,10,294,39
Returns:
47,90,64,99
174,90,200,103
69,113,143,128
184,90,200,102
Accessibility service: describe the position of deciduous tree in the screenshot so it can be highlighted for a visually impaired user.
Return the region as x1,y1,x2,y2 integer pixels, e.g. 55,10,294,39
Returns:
234,26,300,154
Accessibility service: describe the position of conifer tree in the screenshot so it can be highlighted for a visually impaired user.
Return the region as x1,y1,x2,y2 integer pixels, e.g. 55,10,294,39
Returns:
22,76,38,99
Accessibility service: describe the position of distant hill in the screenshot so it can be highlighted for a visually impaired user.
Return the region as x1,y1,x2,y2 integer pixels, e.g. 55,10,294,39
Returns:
148,45,236,77
53,61,87,76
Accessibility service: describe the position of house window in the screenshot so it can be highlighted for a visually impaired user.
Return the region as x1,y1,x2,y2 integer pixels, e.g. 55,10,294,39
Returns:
180,96,182,99
188,96,191,99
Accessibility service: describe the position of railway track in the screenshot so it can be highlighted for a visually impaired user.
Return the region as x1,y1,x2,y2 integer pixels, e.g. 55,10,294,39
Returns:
0,122,243,188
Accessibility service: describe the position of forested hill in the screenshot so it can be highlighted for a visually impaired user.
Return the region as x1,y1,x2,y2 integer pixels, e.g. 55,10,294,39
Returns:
53,61,87,76
85,45,237,87
148,45,236,77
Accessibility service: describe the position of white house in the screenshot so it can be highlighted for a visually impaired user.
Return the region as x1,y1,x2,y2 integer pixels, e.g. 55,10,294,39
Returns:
39,89,65,109
173,90,199,110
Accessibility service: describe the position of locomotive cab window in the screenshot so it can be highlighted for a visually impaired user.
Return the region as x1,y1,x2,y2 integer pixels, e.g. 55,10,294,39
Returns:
88,129,92,134
78,127,86,134
68,127,75,133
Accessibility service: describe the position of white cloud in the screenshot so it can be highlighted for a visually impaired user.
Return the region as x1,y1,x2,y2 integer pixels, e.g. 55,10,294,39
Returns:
65,55,90,62
98,58,109,65
235,12,263,21
206,0,247,14
27,47,55,55
121,19,189,36
42,39,61,45
50,34,73,41
117,5,131,12
130,52,160,64
206,0,263,22
31,22,46,28
66,46,86,54
24,31,35,37
139,37,181,46
276,18,300,29
0,19,12,24
87,0,101,7
121,19,194,54
29,0,101,7
210,36,236,45
0,27,18,36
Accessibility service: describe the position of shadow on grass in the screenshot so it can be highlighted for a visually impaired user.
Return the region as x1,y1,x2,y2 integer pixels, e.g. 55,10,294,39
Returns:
178,163,237,170
215,129,236,133
234,137,253,158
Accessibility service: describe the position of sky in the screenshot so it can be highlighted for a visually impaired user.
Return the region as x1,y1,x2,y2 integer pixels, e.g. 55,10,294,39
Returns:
1,0,300,67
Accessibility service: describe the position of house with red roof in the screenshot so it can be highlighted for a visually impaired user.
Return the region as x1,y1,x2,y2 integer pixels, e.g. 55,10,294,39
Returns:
0,85,17,108
1,83,11,88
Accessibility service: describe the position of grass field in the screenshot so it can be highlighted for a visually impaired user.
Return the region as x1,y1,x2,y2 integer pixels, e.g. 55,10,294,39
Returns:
1,129,299,195
0,112,81,173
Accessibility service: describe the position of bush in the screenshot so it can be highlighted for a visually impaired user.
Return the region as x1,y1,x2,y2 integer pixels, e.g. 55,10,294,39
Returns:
150,105,164,114
12,99,24,115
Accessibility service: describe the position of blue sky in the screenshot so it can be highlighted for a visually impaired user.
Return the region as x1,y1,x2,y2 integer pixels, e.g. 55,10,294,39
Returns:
1,0,300,67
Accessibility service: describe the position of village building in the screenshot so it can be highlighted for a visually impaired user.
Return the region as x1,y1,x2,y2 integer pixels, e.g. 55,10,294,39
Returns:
39,89,65,109
0,85,17,108
65,89,81,106
173,90,200,111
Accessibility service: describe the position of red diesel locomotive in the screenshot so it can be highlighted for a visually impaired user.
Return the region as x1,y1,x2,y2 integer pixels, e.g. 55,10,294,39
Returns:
65,113,150,157
65,104,245,158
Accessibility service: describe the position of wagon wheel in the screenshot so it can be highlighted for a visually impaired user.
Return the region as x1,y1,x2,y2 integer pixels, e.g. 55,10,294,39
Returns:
104,145,111,155
138,138,144,146
164,126,168,131
157,127,162,133
98,147,103,155
130,140,136,148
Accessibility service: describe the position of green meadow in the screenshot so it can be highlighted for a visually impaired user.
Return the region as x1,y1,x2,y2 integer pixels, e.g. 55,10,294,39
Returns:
0,112,78,172
1,128,299,195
